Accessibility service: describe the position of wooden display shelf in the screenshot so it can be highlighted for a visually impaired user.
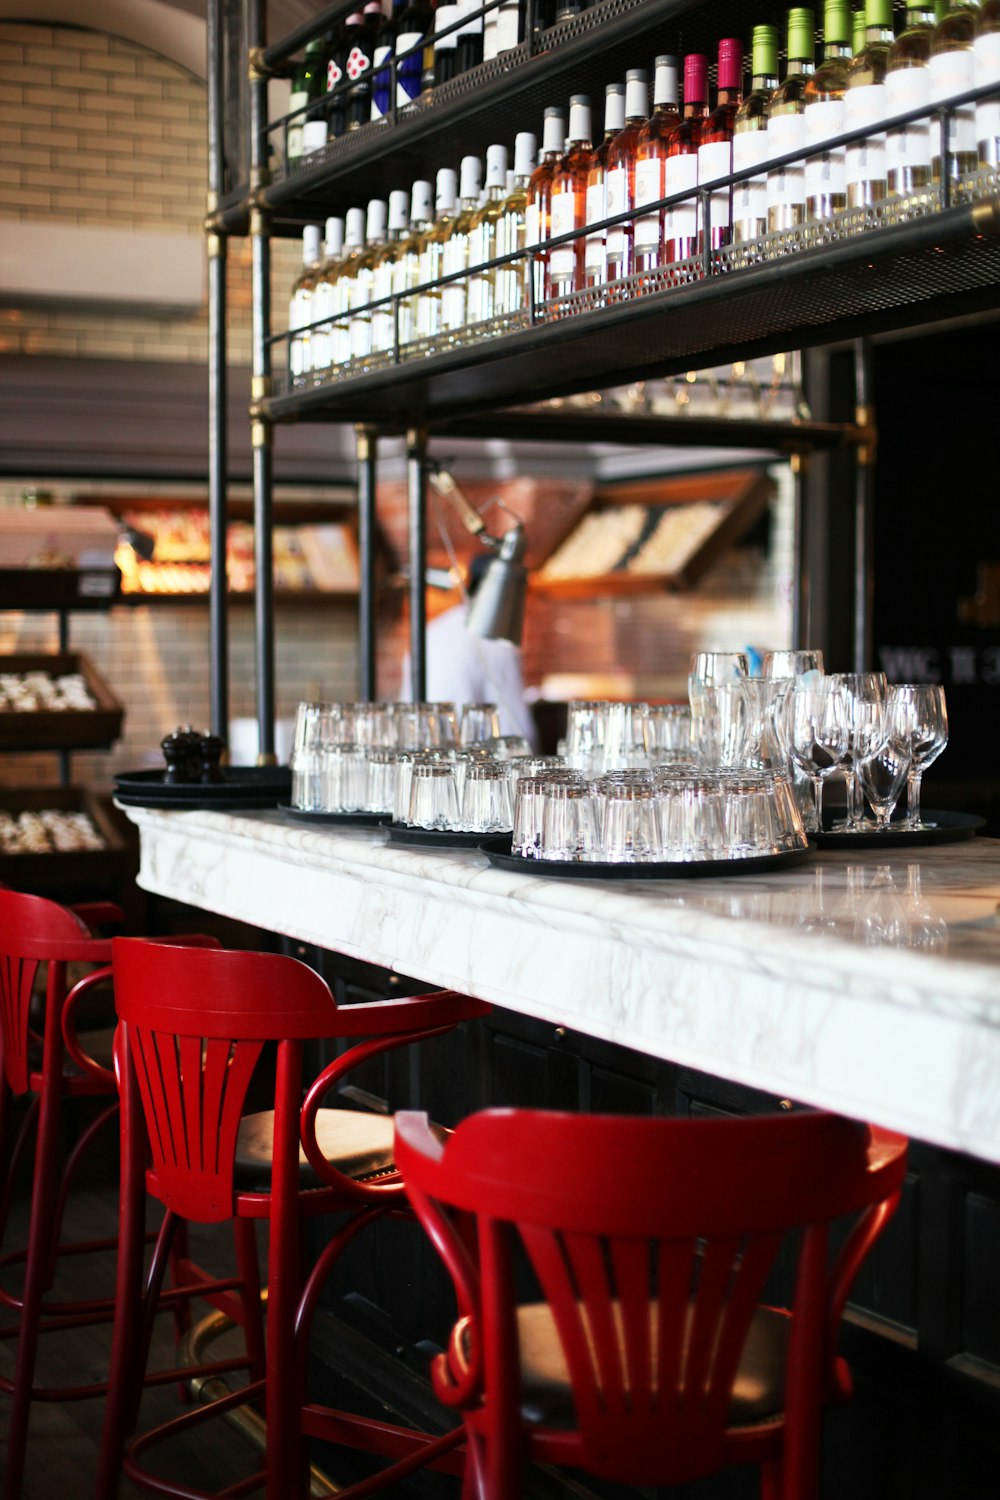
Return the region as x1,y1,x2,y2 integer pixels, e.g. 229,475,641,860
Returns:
0,652,124,752
0,785,129,894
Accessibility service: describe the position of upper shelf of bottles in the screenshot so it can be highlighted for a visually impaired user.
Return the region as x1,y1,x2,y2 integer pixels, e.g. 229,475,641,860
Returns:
220,0,853,228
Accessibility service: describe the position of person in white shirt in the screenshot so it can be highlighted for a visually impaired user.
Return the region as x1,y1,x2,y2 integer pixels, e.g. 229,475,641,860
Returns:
400,554,540,749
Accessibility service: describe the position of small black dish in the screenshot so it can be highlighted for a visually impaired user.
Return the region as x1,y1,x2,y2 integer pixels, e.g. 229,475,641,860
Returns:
114,765,291,812
478,837,814,881
811,809,985,850
277,804,386,827
382,821,513,851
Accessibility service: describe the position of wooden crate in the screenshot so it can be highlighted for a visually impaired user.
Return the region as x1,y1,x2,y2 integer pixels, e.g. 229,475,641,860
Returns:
0,652,124,751
0,785,129,893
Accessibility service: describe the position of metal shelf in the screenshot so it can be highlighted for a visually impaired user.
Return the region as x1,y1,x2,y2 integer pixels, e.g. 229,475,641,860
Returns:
262,199,1000,428
434,411,862,452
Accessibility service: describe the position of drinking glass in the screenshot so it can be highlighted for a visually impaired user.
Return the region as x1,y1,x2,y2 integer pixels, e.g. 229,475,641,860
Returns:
688,654,749,765
565,701,610,773
365,748,403,815
351,702,396,748
603,701,649,771
461,761,514,833
290,701,338,811
513,771,582,858
889,684,949,829
321,742,368,813
762,649,825,679
640,703,693,759
407,761,461,830
657,772,728,862
855,698,912,832
695,681,753,768
391,752,417,824
827,672,888,830
720,770,782,857
396,703,458,751
593,775,661,862
778,679,849,832
459,703,500,747
539,780,601,862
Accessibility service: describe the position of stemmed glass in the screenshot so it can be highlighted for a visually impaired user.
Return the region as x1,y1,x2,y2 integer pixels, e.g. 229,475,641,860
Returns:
827,672,888,830
762,649,825,680
855,697,912,832
889,684,949,829
778,678,849,833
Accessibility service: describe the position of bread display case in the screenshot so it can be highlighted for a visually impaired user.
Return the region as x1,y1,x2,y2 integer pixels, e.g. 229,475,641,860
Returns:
0,652,124,753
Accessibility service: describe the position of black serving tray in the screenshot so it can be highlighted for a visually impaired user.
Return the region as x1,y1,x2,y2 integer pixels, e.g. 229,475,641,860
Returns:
811,809,985,850
478,836,813,880
277,804,386,827
383,821,512,850
114,766,291,811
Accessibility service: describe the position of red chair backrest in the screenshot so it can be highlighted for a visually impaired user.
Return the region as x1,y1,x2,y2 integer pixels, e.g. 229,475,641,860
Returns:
395,1107,908,1488
111,938,347,1223
0,888,96,1094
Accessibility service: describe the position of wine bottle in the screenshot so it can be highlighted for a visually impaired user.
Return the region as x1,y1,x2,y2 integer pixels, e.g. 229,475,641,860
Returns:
885,3,943,198
349,199,388,363
484,0,524,58
332,208,367,367
767,10,816,234
527,107,567,303
467,143,509,327
345,2,381,129
664,54,709,264
495,131,537,323
417,167,458,341
398,180,435,345
929,0,980,185
394,0,433,113
698,38,744,252
844,0,894,209
733,25,780,242
976,0,1000,166
549,96,593,299
633,56,680,274
853,7,869,55
803,2,852,220
287,35,326,166
455,0,484,74
370,0,401,121
312,21,350,145
426,2,459,88
371,189,410,354
311,216,345,375
288,224,323,382
441,155,482,335
604,70,648,282
584,83,626,290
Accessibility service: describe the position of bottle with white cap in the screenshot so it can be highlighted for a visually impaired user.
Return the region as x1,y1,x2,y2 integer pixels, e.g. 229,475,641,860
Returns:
288,224,323,384
549,96,592,299
371,189,411,355
417,167,459,342
398,180,435,346
633,57,680,273
310,216,345,377
455,0,484,75
441,154,482,335
584,83,626,290
604,69,648,282
332,207,368,366
484,0,524,60
526,107,566,305
467,143,509,328
348,199,388,364
424,1,459,91
494,130,537,324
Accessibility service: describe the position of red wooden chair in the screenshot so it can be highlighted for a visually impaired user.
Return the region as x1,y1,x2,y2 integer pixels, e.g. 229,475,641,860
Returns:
96,936,491,1500
0,888,221,1499
393,1106,909,1500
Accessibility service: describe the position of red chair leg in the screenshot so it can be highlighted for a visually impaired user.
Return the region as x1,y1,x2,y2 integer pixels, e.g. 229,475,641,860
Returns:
761,1455,785,1500
233,1218,266,1385
46,1099,118,1284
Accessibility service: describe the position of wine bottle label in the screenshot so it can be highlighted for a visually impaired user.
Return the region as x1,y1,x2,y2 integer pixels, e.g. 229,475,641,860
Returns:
845,83,888,189
633,158,662,248
525,201,541,247
346,44,372,80
663,151,698,240
928,49,976,158
604,165,628,259
287,88,309,159
312,281,335,369
301,118,328,152
549,189,577,275
370,44,393,120
805,100,846,200
766,112,807,211
885,67,931,177
441,233,468,328
804,97,845,149
732,127,770,226
370,260,393,350
976,34,1000,148
350,272,373,358
697,139,733,233
395,31,424,105
328,59,343,89
288,289,310,376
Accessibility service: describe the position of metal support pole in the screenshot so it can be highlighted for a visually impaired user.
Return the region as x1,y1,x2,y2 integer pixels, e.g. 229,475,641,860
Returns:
207,0,228,746
790,452,809,648
407,428,428,703
356,425,378,701
249,0,276,762
853,338,877,674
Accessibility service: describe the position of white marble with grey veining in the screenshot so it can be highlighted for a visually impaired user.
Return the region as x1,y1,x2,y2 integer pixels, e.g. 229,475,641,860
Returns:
121,805,1000,1163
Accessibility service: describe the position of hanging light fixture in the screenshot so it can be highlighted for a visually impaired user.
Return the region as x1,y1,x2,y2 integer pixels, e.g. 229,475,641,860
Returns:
426,464,529,646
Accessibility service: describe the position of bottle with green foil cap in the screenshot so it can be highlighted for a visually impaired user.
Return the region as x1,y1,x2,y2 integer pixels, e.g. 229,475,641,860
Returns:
734,25,780,241
930,0,981,184
844,0,895,209
853,8,869,54
804,1,853,219
886,3,945,197
766,9,817,233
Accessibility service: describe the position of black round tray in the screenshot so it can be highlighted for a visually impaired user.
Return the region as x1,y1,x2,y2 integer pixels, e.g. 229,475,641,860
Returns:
478,836,813,880
383,821,512,850
277,804,385,827
811,809,985,849
114,766,291,811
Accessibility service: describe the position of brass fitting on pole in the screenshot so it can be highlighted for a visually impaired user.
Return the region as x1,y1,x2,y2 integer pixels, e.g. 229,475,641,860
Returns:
854,404,878,467
206,230,224,260
251,417,272,449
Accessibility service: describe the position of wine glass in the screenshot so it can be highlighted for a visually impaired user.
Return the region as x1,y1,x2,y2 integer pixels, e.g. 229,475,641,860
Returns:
889,684,949,830
778,679,849,833
762,649,825,680
855,698,912,832
827,672,888,830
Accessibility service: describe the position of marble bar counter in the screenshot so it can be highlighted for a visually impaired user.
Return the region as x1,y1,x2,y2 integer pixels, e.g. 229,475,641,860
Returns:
123,806,1000,1163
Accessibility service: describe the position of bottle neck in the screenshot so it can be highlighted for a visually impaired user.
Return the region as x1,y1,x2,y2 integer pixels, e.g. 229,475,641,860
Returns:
682,97,707,116
905,5,938,22
715,84,742,106
864,22,894,45
785,57,816,77
567,135,592,151
822,40,852,59
750,69,779,90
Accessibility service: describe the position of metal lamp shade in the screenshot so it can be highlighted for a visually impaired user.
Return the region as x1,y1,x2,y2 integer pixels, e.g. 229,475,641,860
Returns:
466,525,528,645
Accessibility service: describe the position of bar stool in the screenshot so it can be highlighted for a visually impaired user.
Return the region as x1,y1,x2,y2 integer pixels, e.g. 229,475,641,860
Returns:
0,888,222,1499
394,1106,909,1500
96,937,491,1500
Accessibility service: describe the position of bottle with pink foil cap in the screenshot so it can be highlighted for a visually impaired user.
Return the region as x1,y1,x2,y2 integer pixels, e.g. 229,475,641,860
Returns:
664,53,710,264
698,38,745,251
